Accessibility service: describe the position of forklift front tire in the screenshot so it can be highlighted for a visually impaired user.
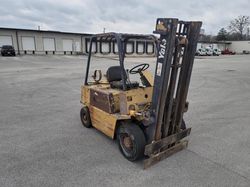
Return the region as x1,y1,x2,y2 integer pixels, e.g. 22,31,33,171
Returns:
117,122,146,161
80,106,92,128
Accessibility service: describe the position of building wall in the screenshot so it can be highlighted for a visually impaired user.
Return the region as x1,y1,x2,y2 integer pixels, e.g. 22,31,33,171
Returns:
0,28,155,56
197,42,230,51
14,30,84,55
228,41,250,53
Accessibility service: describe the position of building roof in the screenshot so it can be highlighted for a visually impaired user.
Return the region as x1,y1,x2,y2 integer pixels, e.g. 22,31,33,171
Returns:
90,32,157,42
0,27,92,36
198,40,232,44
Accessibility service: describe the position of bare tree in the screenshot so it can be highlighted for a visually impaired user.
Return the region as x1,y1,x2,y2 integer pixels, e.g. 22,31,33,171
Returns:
228,15,250,40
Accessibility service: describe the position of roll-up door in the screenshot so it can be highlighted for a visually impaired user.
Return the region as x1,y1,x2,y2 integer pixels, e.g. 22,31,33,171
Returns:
137,42,145,54
63,39,73,51
43,38,55,51
147,43,154,54
22,37,35,50
101,42,110,53
75,41,81,52
0,36,12,47
86,40,97,53
113,42,118,54
126,42,134,54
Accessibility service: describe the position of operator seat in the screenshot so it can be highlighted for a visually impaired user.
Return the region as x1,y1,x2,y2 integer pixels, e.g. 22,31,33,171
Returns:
106,66,139,90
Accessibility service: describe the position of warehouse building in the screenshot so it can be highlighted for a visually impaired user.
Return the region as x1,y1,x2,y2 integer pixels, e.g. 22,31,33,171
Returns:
228,41,250,53
0,27,156,56
1,27,249,56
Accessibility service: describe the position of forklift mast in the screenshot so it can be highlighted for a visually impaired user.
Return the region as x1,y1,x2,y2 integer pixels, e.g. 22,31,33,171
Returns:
144,18,202,168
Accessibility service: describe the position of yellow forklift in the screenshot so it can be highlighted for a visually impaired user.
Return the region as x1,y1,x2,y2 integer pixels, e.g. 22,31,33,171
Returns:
80,18,202,168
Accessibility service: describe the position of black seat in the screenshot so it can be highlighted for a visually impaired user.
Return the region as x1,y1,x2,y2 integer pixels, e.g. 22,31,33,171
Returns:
106,66,139,90
106,66,123,82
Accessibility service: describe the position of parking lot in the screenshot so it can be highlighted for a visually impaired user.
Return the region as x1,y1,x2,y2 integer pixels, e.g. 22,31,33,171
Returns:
0,55,250,187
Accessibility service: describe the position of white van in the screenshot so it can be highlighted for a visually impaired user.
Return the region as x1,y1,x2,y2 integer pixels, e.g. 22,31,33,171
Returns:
195,48,206,56
213,48,221,56
205,47,213,56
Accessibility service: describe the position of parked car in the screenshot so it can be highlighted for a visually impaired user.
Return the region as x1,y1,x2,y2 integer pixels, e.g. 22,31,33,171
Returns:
213,48,221,56
205,47,213,56
1,45,16,56
221,48,236,55
242,50,250,54
195,48,206,56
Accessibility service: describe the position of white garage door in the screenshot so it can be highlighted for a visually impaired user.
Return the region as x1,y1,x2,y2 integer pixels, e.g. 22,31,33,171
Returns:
101,42,110,53
147,43,154,54
74,41,81,52
137,42,145,53
0,36,13,47
43,38,55,51
113,43,118,53
22,37,35,50
126,42,134,53
63,39,73,51
86,41,97,53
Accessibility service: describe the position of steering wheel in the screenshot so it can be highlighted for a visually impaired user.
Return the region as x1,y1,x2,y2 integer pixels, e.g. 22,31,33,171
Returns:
129,63,149,74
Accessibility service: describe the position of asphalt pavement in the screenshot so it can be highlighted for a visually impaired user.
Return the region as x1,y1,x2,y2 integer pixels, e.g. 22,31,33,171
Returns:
0,55,250,187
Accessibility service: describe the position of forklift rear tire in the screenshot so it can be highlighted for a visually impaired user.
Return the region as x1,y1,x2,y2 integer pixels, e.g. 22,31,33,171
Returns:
80,106,92,128
117,122,146,161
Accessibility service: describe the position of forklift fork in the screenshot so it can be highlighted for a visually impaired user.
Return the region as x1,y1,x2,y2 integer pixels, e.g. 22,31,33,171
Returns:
144,18,202,169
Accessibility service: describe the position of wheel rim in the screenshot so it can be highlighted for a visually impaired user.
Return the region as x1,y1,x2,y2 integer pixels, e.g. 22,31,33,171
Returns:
123,135,133,150
81,111,88,124
83,114,87,122
119,133,135,156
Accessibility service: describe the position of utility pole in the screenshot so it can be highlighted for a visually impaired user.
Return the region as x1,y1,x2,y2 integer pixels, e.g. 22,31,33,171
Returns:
247,27,250,40
16,30,20,55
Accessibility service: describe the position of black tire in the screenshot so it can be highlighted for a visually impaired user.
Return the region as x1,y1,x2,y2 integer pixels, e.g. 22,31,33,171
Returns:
80,106,92,128
117,122,146,161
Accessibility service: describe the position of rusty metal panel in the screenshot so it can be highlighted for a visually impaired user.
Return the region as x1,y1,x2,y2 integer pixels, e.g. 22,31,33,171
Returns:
119,92,128,115
90,89,119,113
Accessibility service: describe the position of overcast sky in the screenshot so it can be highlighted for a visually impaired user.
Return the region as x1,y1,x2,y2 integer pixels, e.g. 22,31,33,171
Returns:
0,0,249,35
